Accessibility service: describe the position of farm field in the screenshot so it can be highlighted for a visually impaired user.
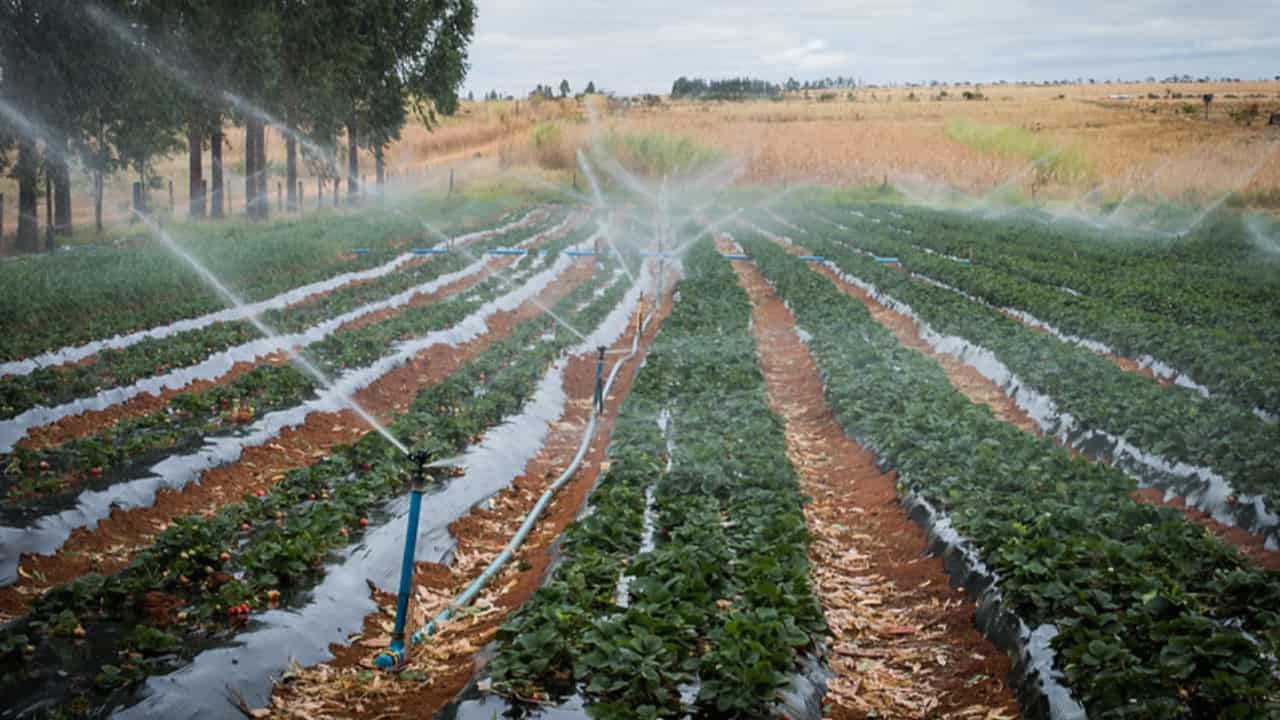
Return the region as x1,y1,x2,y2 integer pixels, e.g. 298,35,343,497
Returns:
1,167,1279,719
6,3,1280,719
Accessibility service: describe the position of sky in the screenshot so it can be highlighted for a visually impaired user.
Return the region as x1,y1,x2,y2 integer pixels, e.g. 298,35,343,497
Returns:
464,1,1280,97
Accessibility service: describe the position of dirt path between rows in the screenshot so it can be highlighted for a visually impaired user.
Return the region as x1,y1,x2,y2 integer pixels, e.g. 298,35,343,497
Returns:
0,260,599,620
775,238,1280,573
725,242,1018,719
267,267,677,719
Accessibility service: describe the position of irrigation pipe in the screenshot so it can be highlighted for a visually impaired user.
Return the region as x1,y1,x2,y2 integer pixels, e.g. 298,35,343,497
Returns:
403,290,657,651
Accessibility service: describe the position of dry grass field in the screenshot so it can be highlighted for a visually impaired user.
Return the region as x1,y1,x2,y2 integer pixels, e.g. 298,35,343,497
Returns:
3,80,1278,244
613,82,1280,209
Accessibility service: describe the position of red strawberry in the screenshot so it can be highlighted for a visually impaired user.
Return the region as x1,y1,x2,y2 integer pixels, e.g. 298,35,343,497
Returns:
360,463,371,472
338,527,348,537
219,552,231,563
359,518,368,527
254,489,265,498
89,467,102,476
241,522,251,531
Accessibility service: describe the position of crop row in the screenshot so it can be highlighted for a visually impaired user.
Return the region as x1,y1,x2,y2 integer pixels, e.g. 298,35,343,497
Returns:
850,204,1280,347
0,227,586,517
0,209,565,422
0,249,633,716
739,230,1280,718
0,197,532,363
489,239,823,719
814,204,1280,418
758,210,1280,540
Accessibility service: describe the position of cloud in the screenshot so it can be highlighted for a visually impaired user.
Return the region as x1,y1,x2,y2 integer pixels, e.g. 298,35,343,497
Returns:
768,39,851,72
464,1,1280,96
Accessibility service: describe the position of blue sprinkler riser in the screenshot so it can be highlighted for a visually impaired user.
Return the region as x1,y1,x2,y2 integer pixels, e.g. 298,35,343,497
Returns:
404,306,653,651
411,248,450,255
798,255,825,263
373,484,424,670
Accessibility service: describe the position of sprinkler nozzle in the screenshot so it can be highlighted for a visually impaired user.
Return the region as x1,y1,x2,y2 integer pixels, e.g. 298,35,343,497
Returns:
408,451,431,489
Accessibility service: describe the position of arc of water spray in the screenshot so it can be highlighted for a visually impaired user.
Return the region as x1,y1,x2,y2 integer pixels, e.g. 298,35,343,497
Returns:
409,213,592,343
131,210,410,455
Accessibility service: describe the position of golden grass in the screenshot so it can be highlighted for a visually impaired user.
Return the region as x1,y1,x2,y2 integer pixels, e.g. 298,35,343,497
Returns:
4,81,1278,245
615,81,1280,206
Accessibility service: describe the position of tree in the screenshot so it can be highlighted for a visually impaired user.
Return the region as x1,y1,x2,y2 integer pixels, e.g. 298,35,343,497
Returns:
584,81,596,94
559,79,570,98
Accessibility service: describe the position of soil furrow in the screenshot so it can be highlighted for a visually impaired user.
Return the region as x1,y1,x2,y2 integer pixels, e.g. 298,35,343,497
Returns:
0,261,598,620
726,242,1017,719
266,269,677,720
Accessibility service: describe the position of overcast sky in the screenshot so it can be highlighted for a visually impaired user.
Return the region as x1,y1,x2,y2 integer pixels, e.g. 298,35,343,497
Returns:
464,1,1280,96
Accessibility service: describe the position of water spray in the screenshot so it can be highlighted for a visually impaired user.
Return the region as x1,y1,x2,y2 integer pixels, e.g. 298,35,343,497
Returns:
130,209,411,455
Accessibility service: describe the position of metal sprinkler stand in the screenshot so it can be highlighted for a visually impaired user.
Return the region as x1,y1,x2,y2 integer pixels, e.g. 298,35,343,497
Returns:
593,346,607,413
373,451,446,670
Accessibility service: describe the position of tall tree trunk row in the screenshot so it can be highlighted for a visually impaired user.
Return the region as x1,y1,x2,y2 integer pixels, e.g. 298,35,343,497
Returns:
52,145,71,236
188,126,205,219
347,123,359,206
15,139,38,252
256,123,268,220
210,121,224,219
244,118,258,219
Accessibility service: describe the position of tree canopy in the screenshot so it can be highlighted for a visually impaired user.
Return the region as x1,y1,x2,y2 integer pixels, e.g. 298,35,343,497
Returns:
0,0,477,246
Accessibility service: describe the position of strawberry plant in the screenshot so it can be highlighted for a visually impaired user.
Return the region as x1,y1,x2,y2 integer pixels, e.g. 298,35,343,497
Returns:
743,232,1280,717
0,245,635,716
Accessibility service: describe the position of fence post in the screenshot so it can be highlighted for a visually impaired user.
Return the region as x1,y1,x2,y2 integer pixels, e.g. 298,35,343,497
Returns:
448,167,454,195
318,179,323,209
278,182,283,212
169,179,175,216
298,182,304,213
333,179,340,208
0,193,5,246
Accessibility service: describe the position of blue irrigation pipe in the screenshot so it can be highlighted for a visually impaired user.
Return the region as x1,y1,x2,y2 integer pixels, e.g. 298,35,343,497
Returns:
720,253,752,261
798,255,825,263
487,248,529,256
410,248,450,255
874,256,899,264
351,248,371,255
396,299,655,656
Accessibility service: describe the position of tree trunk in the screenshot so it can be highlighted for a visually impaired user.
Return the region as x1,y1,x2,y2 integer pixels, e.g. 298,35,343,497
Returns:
347,124,359,205
15,139,38,252
53,146,71,236
244,119,258,218
45,169,55,253
256,123,268,220
286,135,298,212
210,124,224,218
94,169,104,234
285,102,298,212
188,126,205,219
375,148,385,187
